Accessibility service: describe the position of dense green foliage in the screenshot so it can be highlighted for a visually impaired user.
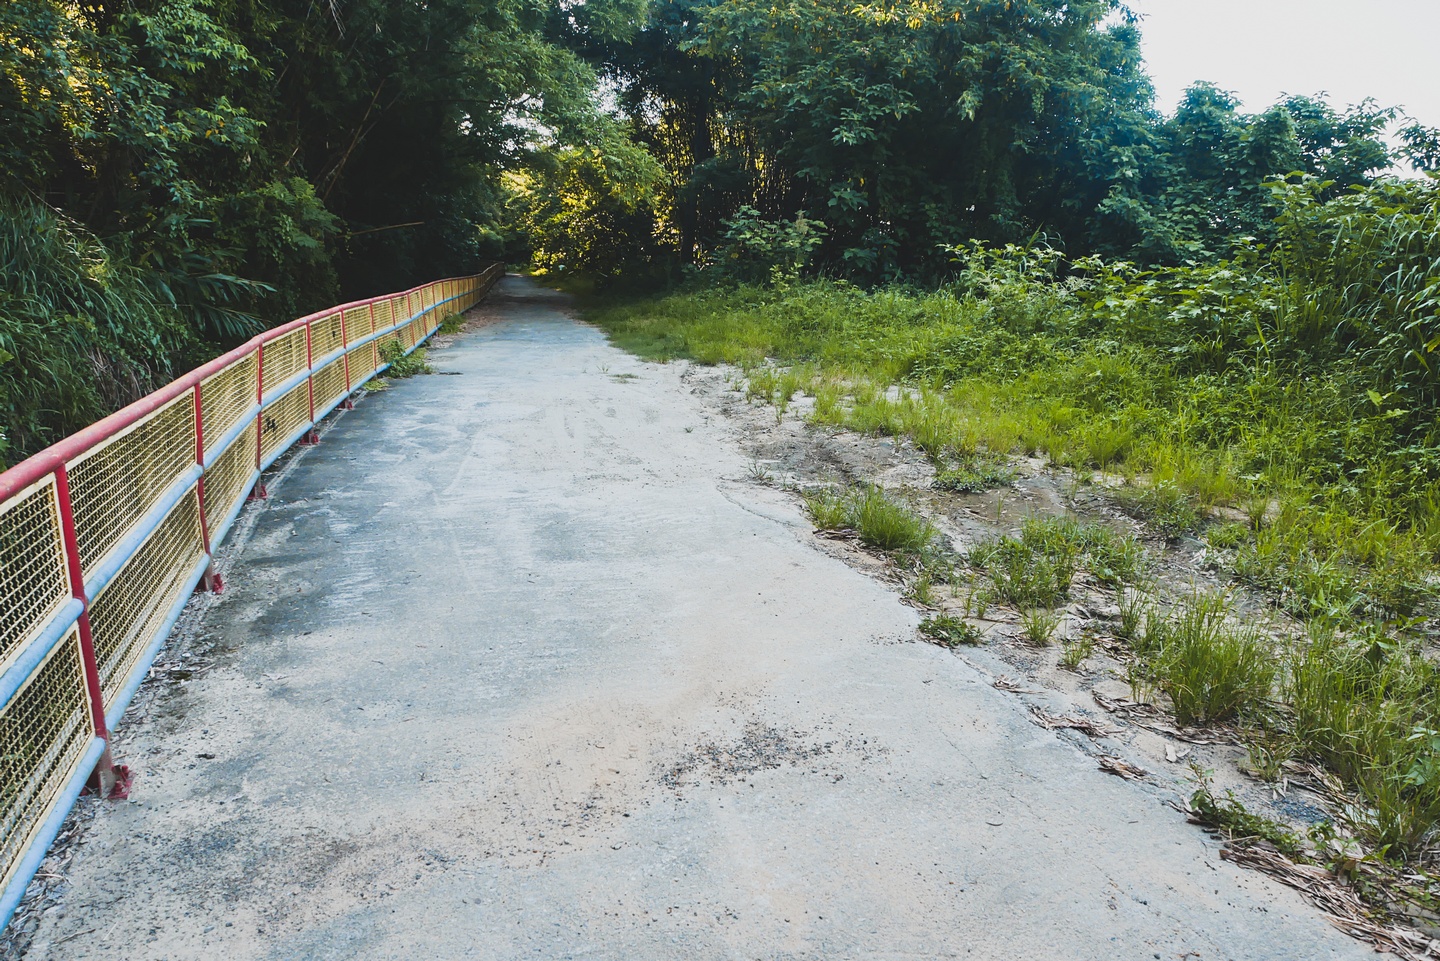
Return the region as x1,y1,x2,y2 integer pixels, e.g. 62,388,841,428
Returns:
530,0,1437,280
0,0,620,461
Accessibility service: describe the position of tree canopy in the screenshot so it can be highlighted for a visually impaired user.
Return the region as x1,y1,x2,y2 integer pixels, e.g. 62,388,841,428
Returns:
531,0,1435,282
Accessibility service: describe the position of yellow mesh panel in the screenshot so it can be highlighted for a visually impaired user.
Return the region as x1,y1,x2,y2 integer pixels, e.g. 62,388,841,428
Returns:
260,381,312,462
340,308,361,346
347,343,376,381
200,353,258,457
393,295,410,325
309,313,344,360
261,328,309,398
87,488,204,707
371,300,392,333
411,317,426,343
0,477,70,674
202,422,257,535
67,391,195,576
0,627,93,896
313,357,349,412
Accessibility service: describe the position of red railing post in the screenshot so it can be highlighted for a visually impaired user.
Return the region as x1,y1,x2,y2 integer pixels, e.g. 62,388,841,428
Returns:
339,309,354,410
250,343,268,500
52,466,127,799
191,384,223,593
301,322,319,445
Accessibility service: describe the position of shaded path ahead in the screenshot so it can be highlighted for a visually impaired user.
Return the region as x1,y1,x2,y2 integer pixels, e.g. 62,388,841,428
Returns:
25,277,1365,960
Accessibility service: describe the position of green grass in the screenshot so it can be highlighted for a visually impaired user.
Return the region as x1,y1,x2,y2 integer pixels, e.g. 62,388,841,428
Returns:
1019,607,1060,646
803,488,852,531
1288,625,1440,856
803,485,937,555
1060,634,1094,670
968,516,1145,608
438,313,466,335
934,453,1015,493
378,341,434,378
1138,592,1277,727
919,614,983,647
1111,481,1200,541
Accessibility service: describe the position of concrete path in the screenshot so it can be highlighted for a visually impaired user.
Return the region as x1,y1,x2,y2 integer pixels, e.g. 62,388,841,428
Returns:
24,277,1368,960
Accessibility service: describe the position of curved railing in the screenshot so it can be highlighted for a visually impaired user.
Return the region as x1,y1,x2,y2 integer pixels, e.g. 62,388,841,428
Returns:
0,263,506,928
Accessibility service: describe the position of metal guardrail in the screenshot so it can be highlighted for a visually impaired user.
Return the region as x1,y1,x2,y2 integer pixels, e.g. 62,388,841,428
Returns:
0,264,506,929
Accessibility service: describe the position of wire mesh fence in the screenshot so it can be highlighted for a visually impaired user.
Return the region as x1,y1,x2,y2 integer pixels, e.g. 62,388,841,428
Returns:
0,264,504,931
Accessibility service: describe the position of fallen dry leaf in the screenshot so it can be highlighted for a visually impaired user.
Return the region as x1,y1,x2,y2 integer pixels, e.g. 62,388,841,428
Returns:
1096,755,1148,780
1029,706,1120,738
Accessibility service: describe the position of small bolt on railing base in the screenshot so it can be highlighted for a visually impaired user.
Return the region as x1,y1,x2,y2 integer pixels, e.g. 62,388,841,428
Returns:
301,429,320,446
83,744,131,801
341,399,355,411
196,561,224,594
247,483,269,501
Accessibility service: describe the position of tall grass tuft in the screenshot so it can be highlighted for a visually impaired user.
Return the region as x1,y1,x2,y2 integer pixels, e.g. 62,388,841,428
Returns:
969,516,1144,608
1145,593,1276,727
1288,625,1440,855
803,485,936,555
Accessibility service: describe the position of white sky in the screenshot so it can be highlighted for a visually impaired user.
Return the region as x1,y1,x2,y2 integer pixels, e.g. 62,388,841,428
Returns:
1124,0,1440,130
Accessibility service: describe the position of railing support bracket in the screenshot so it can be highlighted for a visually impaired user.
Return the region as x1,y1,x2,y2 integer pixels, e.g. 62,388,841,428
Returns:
84,744,131,801
196,561,224,595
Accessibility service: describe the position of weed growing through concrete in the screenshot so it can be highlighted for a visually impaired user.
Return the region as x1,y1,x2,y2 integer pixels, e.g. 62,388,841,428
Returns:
970,515,1145,608
437,314,465,335
919,614,983,647
1111,481,1200,541
1187,767,1305,857
802,488,851,531
1287,624,1440,855
1144,593,1276,727
905,573,939,607
1019,607,1060,646
1116,587,1149,642
933,454,1015,493
852,487,936,553
378,341,433,378
1060,634,1094,670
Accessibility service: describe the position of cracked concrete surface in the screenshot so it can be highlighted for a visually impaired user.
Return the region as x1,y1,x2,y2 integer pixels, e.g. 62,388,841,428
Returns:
18,276,1371,960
